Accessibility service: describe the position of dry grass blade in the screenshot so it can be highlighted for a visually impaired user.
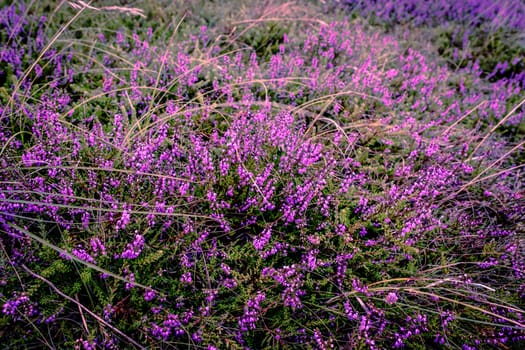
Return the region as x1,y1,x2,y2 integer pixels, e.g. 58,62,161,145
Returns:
453,140,525,197
442,100,488,136
16,165,202,184
3,1,91,118
68,0,145,17
470,97,525,158
21,265,147,350
1,198,213,220
8,223,155,292
404,289,525,330
231,17,328,26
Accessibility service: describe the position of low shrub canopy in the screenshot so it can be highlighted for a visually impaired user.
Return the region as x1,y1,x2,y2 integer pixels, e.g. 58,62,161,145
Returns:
1,1,524,349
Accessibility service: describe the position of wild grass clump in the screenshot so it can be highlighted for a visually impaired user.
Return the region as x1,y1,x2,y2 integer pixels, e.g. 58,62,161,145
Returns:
1,1,524,349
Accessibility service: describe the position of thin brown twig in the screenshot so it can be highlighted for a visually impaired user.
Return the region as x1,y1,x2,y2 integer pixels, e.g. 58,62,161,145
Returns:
75,293,90,335
8,223,154,291
231,17,328,26
470,98,525,158
21,265,147,350
3,0,91,118
452,140,525,197
442,100,488,136
68,0,145,17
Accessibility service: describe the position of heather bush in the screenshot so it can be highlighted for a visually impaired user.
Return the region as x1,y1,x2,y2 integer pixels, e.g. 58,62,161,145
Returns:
338,0,525,163
1,1,524,349
340,0,525,30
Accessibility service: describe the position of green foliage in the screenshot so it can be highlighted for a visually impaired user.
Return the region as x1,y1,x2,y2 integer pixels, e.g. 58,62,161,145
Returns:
238,22,287,58
436,26,525,78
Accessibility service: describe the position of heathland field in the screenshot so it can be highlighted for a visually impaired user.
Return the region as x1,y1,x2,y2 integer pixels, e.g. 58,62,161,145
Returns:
1,1,524,349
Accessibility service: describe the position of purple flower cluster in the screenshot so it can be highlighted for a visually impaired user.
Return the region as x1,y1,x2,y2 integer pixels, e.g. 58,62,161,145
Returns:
150,310,194,341
119,233,145,259
238,292,266,332
71,247,96,264
2,293,39,320
342,0,525,31
263,265,306,310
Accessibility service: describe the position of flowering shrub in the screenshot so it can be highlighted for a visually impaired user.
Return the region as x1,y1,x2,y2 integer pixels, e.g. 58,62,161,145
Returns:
1,1,524,349
339,0,525,114
341,0,525,30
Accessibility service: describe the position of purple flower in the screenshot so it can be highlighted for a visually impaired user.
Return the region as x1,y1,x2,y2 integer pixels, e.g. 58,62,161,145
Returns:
89,237,106,256
119,234,145,259
103,304,114,322
385,292,399,305
180,272,192,285
144,290,156,302
72,248,96,264
2,293,39,320
239,292,266,332
253,227,272,251
116,208,131,231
